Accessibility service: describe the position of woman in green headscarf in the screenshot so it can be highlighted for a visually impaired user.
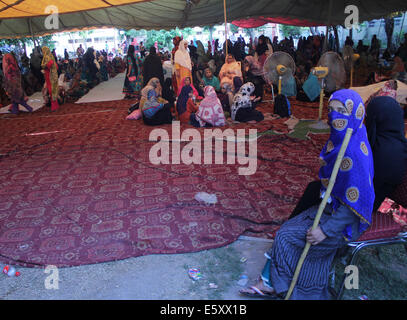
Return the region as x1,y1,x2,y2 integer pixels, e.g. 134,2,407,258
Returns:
41,46,59,111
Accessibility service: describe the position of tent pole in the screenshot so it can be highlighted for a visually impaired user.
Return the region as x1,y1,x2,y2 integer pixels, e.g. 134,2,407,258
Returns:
223,0,228,56
28,18,36,48
323,0,333,53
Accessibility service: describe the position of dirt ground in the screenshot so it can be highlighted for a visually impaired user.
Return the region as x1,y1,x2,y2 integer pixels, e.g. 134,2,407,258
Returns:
0,236,272,300
1,236,406,300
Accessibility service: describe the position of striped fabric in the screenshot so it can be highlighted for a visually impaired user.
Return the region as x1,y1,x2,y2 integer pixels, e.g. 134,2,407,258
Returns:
265,206,349,300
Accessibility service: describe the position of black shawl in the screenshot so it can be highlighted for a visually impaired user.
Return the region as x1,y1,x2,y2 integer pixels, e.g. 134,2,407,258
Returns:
366,96,407,185
142,49,164,87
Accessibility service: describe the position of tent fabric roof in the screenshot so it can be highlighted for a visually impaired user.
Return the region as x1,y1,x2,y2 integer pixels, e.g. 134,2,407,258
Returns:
232,17,322,28
0,0,406,39
0,1,147,19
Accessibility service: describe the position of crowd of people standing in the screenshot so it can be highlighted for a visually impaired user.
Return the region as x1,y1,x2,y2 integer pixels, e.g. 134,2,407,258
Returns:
0,44,128,113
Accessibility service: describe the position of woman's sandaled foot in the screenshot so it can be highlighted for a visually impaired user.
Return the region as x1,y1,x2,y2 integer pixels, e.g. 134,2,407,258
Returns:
239,286,276,299
239,280,276,299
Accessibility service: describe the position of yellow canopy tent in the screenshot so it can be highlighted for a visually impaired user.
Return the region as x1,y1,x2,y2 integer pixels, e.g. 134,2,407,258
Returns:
0,0,406,38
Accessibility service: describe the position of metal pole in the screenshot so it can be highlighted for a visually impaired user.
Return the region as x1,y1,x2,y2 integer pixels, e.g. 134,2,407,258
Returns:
323,0,333,53
28,18,36,48
223,0,228,57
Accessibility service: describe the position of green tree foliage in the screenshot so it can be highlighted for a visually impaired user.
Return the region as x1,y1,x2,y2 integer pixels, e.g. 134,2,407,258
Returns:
280,25,307,38
0,35,54,53
203,26,215,42
229,24,239,34
121,27,194,51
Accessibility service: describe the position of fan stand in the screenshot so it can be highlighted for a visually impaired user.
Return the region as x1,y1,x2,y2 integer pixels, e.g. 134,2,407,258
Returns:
309,79,330,130
278,76,282,95
350,64,354,88
349,54,359,88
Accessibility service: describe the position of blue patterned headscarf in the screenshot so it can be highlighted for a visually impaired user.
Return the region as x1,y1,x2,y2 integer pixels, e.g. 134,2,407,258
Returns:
319,89,375,240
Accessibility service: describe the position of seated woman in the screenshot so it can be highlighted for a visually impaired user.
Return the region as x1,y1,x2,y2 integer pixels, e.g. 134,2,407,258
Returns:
365,96,407,211
231,82,264,123
201,68,220,91
98,55,109,82
82,48,100,89
140,77,173,126
243,55,266,101
391,56,405,79
176,78,199,124
65,70,89,102
217,82,234,114
233,76,243,95
177,76,200,98
240,89,375,300
219,54,243,91
190,86,226,128
161,78,176,109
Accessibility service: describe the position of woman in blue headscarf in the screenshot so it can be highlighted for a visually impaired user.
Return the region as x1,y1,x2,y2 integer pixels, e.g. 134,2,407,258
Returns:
240,89,375,300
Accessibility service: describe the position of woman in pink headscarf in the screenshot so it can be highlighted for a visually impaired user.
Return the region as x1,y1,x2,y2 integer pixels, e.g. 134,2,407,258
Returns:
190,85,225,127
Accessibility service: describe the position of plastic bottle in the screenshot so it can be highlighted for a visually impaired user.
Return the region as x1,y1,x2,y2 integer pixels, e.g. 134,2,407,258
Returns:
3,265,21,277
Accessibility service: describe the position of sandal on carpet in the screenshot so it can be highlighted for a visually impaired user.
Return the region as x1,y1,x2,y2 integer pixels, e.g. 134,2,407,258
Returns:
239,286,276,299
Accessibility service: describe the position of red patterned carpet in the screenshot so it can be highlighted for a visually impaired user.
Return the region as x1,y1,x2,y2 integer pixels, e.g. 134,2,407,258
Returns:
0,98,330,267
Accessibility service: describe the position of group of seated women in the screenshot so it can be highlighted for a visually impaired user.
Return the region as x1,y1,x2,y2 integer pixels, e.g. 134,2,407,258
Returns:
138,53,266,127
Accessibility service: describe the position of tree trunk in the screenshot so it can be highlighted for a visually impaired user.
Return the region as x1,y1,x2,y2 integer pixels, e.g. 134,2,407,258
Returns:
309,27,317,35
209,26,214,43
333,25,340,52
322,26,329,53
385,18,394,50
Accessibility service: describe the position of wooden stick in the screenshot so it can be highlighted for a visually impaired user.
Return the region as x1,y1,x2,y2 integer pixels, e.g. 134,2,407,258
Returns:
284,127,354,300
350,65,354,88
318,88,324,121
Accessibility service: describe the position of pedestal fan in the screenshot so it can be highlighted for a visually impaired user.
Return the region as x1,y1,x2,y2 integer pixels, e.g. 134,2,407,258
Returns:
263,51,296,101
309,51,346,130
